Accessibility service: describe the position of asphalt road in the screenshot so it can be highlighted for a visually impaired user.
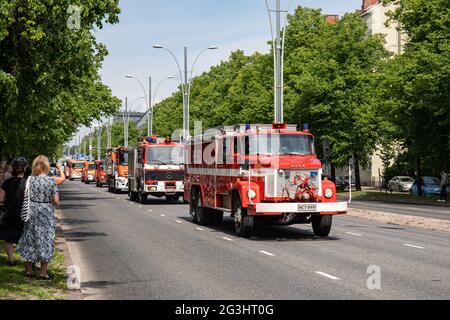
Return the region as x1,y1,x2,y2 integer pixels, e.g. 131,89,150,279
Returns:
58,181,450,300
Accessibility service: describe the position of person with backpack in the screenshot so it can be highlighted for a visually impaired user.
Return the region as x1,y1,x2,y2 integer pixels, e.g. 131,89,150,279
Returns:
0,157,28,266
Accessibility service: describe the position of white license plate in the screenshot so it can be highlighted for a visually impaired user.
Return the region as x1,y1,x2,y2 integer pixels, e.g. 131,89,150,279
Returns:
297,204,317,212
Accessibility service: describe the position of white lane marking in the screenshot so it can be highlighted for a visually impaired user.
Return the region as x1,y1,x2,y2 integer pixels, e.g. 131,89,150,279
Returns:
196,227,204,231
404,244,425,249
176,220,183,224
346,232,362,237
138,206,143,208
259,250,275,257
315,271,340,280
147,209,153,212
222,237,233,242
160,214,166,217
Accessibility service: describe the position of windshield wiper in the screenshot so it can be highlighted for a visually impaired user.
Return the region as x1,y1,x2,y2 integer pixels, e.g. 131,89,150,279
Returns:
148,160,168,165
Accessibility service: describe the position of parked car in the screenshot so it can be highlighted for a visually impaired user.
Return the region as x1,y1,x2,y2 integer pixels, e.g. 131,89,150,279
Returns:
388,176,414,192
410,176,441,196
335,176,356,191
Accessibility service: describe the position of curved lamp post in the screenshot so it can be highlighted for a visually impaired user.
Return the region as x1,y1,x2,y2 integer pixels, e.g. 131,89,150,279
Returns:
153,45,218,141
125,75,151,135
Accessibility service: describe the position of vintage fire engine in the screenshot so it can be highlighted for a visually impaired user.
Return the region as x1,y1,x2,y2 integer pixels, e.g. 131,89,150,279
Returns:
67,159,84,181
184,123,347,237
106,146,129,193
128,136,184,204
95,159,108,187
81,161,96,184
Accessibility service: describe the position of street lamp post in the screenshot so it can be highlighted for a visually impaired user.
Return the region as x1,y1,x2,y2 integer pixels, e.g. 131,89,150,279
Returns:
153,45,218,141
151,75,175,126
264,0,292,124
125,75,151,136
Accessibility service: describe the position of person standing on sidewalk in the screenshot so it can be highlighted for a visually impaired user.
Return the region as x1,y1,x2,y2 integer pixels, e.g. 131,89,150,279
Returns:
17,156,60,279
0,157,28,265
438,170,448,202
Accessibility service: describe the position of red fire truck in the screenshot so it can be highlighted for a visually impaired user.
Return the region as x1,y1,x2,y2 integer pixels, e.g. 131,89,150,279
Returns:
105,146,129,193
128,136,184,204
95,159,107,187
184,123,347,237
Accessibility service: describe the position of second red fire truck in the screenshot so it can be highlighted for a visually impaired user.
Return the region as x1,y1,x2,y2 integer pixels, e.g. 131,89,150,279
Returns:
184,123,347,237
106,146,129,193
95,159,108,187
128,136,184,203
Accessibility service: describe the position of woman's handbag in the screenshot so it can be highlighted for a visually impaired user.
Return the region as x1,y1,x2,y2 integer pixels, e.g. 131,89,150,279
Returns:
20,177,31,222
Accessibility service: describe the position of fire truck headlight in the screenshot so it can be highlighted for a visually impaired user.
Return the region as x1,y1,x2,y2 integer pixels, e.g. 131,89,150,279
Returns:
247,189,257,199
324,188,333,199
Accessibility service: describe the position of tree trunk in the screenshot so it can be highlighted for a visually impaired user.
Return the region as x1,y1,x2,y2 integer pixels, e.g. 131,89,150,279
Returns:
415,155,422,196
354,157,362,191
331,163,336,183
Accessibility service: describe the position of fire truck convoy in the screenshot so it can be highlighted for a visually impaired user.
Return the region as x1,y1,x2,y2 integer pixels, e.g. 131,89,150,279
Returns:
128,136,184,204
67,160,84,181
95,159,108,187
106,147,129,193
184,124,348,237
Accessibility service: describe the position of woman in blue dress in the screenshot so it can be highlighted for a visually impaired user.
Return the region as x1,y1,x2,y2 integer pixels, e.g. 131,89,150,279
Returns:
17,155,60,280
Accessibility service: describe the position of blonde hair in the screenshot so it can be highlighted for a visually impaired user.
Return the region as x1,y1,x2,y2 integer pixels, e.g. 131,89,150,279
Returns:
32,155,50,176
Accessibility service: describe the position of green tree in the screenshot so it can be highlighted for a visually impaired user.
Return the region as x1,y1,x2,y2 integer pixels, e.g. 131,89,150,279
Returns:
284,8,389,189
0,0,121,160
379,0,450,194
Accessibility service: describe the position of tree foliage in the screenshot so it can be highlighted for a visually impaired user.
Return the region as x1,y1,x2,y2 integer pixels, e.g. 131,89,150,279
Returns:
0,0,121,160
379,0,450,180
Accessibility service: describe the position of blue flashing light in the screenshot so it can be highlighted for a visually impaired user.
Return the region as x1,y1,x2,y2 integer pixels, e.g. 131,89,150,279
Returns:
303,123,310,132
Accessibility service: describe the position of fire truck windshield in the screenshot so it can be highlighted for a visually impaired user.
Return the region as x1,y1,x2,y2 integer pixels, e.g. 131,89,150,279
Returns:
246,134,315,156
119,151,128,165
146,146,183,165
72,163,83,169
88,164,95,170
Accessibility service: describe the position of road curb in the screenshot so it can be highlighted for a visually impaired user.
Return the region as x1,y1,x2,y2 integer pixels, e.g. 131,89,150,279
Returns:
348,208,450,234
55,210,83,300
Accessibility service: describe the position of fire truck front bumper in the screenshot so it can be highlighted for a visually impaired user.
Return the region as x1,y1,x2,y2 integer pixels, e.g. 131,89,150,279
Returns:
250,201,348,215
144,181,184,194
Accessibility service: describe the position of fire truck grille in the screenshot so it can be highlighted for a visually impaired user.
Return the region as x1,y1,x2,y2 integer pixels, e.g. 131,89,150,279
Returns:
264,169,321,198
145,171,184,181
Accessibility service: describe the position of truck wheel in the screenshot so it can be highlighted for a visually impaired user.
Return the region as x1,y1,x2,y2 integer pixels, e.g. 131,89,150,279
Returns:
233,196,253,237
193,189,211,226
190,189,199,223
138,192,147,204
312,215,332,237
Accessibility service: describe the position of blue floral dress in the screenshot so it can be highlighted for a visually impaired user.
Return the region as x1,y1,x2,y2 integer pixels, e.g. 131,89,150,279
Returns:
17,175,58,262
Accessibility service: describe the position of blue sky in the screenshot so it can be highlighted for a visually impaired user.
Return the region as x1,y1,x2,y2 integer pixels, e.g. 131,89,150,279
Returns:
72,0,362,145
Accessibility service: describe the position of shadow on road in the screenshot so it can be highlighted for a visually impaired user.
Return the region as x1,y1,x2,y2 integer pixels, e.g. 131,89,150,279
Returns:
58,204,96,210
64,231,108,243
177,216,340,242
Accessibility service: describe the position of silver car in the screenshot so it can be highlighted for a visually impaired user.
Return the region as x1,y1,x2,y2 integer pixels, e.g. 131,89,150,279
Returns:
388,176,414,192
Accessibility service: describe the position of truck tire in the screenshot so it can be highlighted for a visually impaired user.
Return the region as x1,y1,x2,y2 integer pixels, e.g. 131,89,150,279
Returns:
232,196,253,237
312,215,332,237
138,192,147,204
190,189,199,223
193,189,211,226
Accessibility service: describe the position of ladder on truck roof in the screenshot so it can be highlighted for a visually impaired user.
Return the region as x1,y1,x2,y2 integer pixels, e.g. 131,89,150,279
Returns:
191,124,298,143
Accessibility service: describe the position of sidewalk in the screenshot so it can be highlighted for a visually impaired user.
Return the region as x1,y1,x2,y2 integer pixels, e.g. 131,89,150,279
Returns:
0,213,81,300
338,190,450,207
